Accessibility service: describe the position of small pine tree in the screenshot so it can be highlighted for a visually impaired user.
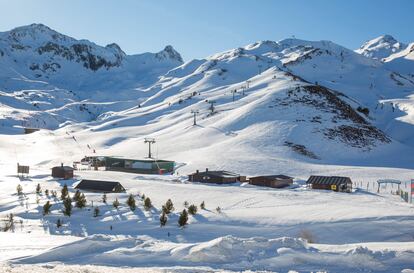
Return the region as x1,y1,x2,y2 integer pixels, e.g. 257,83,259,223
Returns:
93,207,100,217
188,204,198,215
160,212,168,227
144,197,152,211
61,184,68,200
183,201,189,208
75,193,87,209
16,184,23,195
51,190,57,198
56,218,62,228
45,189,49,197
36,183,42,194
73,190,81,202
63,197,72,216
3,213,14,231
216,206,222,214
43,201,52,215
178,209,188,227
102,193,107,204
165,199,174,213
141,194,146,200
126,194,136,211
200,201,205,210
113,198,120,209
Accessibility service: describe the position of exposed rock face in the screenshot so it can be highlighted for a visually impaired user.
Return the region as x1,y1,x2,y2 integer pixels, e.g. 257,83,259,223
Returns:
0,23,183,80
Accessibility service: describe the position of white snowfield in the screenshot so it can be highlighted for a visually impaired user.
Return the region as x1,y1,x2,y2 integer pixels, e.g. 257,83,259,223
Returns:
0,24,414,272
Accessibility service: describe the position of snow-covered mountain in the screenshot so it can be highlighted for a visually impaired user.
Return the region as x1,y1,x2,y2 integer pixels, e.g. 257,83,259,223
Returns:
383,42,414,78
0,24,184,131
356,35,414,80
0,23,183,92
2,24,414,273
355,34,407,60
1,24,414,169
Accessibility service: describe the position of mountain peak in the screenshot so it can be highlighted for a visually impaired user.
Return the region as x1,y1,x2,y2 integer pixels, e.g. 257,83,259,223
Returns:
356,34,406,60
3,23,72,46
105,43,126,56
156,45,183,63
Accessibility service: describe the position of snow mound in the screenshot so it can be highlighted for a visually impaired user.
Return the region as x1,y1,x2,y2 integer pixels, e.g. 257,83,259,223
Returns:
14,235,414,272
185,235,308,263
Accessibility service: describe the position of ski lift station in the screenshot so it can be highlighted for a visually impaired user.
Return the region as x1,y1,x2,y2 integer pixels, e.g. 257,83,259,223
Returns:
84,156,175,175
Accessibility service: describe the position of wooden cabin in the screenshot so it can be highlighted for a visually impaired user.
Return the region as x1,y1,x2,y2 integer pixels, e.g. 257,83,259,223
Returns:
188,169,244,184
249,175,293,188
51,164,74,179
306,175,352,192
75,179,125,193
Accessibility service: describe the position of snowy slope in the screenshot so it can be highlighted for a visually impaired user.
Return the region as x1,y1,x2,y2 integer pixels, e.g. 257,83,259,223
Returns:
384,43,414,78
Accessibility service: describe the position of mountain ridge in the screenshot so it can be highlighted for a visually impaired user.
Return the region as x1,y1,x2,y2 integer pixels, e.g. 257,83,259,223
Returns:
1,24,414,169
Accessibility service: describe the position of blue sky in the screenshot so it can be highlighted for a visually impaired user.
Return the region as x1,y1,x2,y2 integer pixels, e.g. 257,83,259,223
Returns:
0,0,413,60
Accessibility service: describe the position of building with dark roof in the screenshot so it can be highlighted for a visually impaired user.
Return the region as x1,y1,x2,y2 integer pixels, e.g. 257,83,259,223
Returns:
306,175,352,192
249,175,293,188
84,156,175,174
51,164,74,179
75,179,126,193
188,169,245,184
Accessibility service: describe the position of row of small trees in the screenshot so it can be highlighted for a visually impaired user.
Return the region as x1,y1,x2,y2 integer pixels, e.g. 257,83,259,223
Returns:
17,183,212,229
160,199,206,227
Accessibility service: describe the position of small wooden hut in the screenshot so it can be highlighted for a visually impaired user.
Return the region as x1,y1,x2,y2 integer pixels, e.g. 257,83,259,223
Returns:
249,175,293,188
306,175,352,192
51,164,74,179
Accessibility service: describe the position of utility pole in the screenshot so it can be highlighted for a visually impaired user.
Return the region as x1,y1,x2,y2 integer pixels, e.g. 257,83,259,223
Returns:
246,80,250,89
258,64,262,75
208,100,216,114
231,90,237,102
144,138,156,158
241,86,246,96
191,110,199,125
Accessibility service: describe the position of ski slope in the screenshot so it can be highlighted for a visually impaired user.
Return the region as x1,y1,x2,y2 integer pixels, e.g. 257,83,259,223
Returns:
0,24,414,272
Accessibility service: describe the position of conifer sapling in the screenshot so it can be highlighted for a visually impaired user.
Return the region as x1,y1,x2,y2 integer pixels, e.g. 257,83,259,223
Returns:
178,209,188,227
160,212,168,227
144,197,152,211
43,201,52,215
126,194,136,211
76,193,87,208
61,184,68,200
188,204,198,215
113,198,120,209
63,197,72,216
73,190,81,202
16,184,23,195
165,199,174,213
36,183,42,194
